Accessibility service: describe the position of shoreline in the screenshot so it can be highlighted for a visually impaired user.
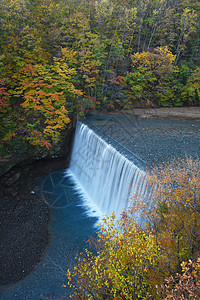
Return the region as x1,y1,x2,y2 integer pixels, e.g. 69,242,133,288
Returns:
97,107,200,120
0,157,69,286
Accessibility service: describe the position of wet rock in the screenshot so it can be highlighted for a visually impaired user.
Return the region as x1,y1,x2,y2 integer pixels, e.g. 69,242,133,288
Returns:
4,188,18,197
5,172,21,187
0,196,14,212
0,126,74,178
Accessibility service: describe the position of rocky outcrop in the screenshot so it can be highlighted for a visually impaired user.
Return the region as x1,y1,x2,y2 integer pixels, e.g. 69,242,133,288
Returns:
0,127,74,178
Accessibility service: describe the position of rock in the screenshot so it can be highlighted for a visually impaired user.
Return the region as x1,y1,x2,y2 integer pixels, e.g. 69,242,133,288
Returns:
4,188,18,197
5,172,21,187
0,125,74,178
0,196,14,211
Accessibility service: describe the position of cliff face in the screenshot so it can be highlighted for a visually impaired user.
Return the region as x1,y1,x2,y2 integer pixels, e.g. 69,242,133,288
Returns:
0,127,74,178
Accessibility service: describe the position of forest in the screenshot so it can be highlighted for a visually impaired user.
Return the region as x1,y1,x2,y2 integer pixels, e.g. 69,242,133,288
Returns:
0,0,200,156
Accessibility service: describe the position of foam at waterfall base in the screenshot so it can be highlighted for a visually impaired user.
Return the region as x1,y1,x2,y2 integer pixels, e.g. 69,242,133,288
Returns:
66,121,149,221
65,169,104,220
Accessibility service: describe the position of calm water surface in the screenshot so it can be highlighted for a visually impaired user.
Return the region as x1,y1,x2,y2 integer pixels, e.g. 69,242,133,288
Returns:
0,170,98,300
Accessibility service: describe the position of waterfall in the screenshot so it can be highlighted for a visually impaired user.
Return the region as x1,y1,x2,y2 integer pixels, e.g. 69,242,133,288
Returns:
67,121,148,217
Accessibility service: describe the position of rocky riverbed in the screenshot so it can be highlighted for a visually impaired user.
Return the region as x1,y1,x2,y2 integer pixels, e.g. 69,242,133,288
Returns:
87,107,200,166
0,157,69,286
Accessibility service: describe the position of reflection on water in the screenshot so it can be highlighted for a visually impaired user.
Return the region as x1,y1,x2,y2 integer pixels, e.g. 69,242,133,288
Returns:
0,170,98,300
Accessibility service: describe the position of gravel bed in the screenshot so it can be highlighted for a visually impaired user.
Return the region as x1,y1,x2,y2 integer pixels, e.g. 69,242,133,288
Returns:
87,111,200,167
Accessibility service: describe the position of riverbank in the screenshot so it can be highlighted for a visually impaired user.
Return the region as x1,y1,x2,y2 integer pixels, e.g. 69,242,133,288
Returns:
0,157,69,286
103,107,200,120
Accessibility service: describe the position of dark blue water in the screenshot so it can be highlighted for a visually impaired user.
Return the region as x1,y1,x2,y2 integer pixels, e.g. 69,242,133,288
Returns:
0,170,98,300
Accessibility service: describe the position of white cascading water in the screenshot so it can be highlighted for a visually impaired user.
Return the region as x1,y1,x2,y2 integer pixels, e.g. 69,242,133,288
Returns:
67,121,148,217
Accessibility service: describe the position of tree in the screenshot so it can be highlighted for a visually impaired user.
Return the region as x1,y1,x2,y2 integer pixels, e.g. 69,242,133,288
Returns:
173,7,198,65
66,213,159,300
124,157,200,298
182,67,200,105
9,48,84,149
123,46,178,106
140,158,200,293
158,258,200,299
0,80,13,152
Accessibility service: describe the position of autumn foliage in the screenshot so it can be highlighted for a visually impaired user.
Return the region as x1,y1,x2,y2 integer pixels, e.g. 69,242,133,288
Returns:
67,214,159,299
158,258,200,299
0,0,199,155
147,158,200,271
66,158,200,299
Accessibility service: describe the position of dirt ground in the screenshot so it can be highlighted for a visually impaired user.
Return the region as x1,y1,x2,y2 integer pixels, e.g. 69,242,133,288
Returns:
112,107,200,120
